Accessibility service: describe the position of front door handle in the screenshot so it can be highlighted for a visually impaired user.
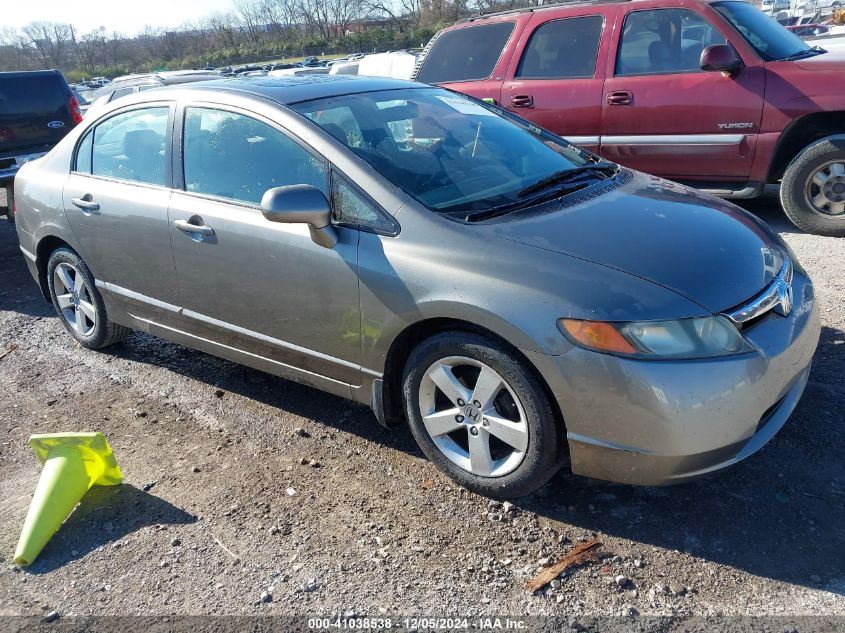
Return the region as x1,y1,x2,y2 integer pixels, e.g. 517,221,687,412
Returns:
174,218,215,237
510,94,534,108
606,91,633,105
71,195,99,213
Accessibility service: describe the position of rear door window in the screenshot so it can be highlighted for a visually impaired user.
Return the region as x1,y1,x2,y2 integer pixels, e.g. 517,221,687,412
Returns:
416,22,516,83
517,16,604,79
90,107,169,186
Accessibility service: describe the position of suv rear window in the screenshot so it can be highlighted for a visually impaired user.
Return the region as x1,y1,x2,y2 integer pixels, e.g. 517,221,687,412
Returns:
417,22,515,84
0,74,67,115
517,16,604,79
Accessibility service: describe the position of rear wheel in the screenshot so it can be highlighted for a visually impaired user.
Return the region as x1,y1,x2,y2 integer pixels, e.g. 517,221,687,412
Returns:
46,247,130,349
402,331,563,499
780,135,845,236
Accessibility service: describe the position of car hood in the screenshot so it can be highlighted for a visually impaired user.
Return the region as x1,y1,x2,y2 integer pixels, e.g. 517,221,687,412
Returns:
795,46,845,70
487,172,787,313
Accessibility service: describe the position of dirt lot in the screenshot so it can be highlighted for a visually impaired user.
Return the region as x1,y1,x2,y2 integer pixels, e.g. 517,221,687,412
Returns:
0,189,843,627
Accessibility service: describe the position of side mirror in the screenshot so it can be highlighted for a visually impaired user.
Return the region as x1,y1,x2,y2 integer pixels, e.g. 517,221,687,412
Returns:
261,184,337,248
700,44,744,76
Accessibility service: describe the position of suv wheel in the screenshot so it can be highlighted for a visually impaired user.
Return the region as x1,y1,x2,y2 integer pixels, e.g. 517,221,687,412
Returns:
46,247,130,349
781,135,845,237
402,331,563,499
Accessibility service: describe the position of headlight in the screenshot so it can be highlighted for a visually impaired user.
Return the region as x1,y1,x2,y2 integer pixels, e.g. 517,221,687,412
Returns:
559,316,753,359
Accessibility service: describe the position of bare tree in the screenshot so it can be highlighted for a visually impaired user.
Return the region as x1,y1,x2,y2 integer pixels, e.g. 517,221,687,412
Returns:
22,21,73,68
138,25,166,60
236,0,265,44
0,27,32,70
363,0,422,31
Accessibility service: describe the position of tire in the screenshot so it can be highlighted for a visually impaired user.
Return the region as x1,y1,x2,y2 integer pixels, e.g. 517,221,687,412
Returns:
46,247,130,349
780,135,845,237
402,331,563,499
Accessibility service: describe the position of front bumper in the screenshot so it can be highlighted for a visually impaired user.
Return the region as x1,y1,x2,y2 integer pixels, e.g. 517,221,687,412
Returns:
526,269,820,485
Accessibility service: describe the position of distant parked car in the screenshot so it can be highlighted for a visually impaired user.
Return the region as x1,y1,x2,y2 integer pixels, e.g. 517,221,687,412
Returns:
269,67,330,77
12,76,819,498
0,70,82,220
415,0,845,236
86,71,219,116
797,0,843,15
234,65,265,75
787,22,831,35
761,0,791,16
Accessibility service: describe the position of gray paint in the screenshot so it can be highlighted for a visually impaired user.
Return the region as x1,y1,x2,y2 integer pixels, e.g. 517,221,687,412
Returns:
12,76,820,486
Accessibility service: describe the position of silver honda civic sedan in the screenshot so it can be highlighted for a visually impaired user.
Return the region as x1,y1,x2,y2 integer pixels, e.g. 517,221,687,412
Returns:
13,76,819,498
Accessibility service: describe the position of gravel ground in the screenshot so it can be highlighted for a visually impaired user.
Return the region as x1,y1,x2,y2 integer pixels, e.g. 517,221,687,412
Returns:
0,189,843,625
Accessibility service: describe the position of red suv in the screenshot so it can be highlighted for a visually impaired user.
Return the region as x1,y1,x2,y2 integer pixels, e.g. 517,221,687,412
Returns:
415,0,845,236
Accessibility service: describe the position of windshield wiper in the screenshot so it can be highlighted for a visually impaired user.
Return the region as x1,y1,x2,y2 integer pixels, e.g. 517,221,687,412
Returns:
781,45,826,61
517,163,618,198
458,181,594,222
444,162,619,223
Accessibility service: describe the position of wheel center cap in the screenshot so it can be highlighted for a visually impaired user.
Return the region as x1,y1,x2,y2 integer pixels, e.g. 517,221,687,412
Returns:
463,404,481,423
833,183,845,194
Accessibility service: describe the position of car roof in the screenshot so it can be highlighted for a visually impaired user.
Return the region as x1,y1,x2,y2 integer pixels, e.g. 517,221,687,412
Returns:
148,75,426,105
0,69,65,80
456,0,717,22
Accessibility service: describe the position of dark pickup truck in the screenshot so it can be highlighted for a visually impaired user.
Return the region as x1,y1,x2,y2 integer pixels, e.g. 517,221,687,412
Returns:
1,70,82,219
415,0,845,236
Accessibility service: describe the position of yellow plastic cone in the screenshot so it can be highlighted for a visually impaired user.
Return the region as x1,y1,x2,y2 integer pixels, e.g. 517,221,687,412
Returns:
14,432,122,566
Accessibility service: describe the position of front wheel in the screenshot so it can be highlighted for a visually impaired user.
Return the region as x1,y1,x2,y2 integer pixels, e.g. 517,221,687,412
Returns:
46,247,130,349
780,135,845,237
402,331,564,499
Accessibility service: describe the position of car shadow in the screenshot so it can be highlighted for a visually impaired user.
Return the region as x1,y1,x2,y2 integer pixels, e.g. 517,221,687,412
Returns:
520,326,844,593
108,322,845,593
25,484,197,574
102,329,423,457
3,212,842,591
0,220,54,319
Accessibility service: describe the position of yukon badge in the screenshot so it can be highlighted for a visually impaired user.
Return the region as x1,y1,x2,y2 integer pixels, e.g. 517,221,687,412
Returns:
47,120,65,129
718,122,754,129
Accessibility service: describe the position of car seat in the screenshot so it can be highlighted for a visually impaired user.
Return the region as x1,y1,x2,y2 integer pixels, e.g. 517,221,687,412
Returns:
122,129,163,185
648,40,674,72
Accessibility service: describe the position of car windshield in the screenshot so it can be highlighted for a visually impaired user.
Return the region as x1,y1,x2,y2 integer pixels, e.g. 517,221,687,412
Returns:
291,88,599,215
713,1,816,61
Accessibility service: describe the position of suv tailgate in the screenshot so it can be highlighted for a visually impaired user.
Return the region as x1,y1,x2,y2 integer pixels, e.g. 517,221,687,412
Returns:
0,71,74,155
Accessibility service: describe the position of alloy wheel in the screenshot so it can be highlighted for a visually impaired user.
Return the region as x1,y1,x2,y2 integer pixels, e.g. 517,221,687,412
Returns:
53,262,96,336
805,160,845,216
418,356,529,477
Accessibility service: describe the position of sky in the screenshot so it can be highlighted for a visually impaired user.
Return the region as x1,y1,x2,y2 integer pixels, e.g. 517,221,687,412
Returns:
6,0,238,36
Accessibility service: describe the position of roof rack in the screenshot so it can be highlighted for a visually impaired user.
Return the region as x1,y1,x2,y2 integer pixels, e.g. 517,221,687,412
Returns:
459,0,632,22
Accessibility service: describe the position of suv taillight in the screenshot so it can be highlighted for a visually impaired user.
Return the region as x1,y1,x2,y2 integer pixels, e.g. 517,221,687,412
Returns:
69,95,83,125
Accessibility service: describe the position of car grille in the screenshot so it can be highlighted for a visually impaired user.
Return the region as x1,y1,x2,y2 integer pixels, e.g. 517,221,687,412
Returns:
722,257,793,331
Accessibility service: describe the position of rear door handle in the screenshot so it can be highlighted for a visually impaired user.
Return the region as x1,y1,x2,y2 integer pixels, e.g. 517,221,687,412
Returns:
174,218,215,237
510,94,534,108
71,195,99,213
606,91,633,105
